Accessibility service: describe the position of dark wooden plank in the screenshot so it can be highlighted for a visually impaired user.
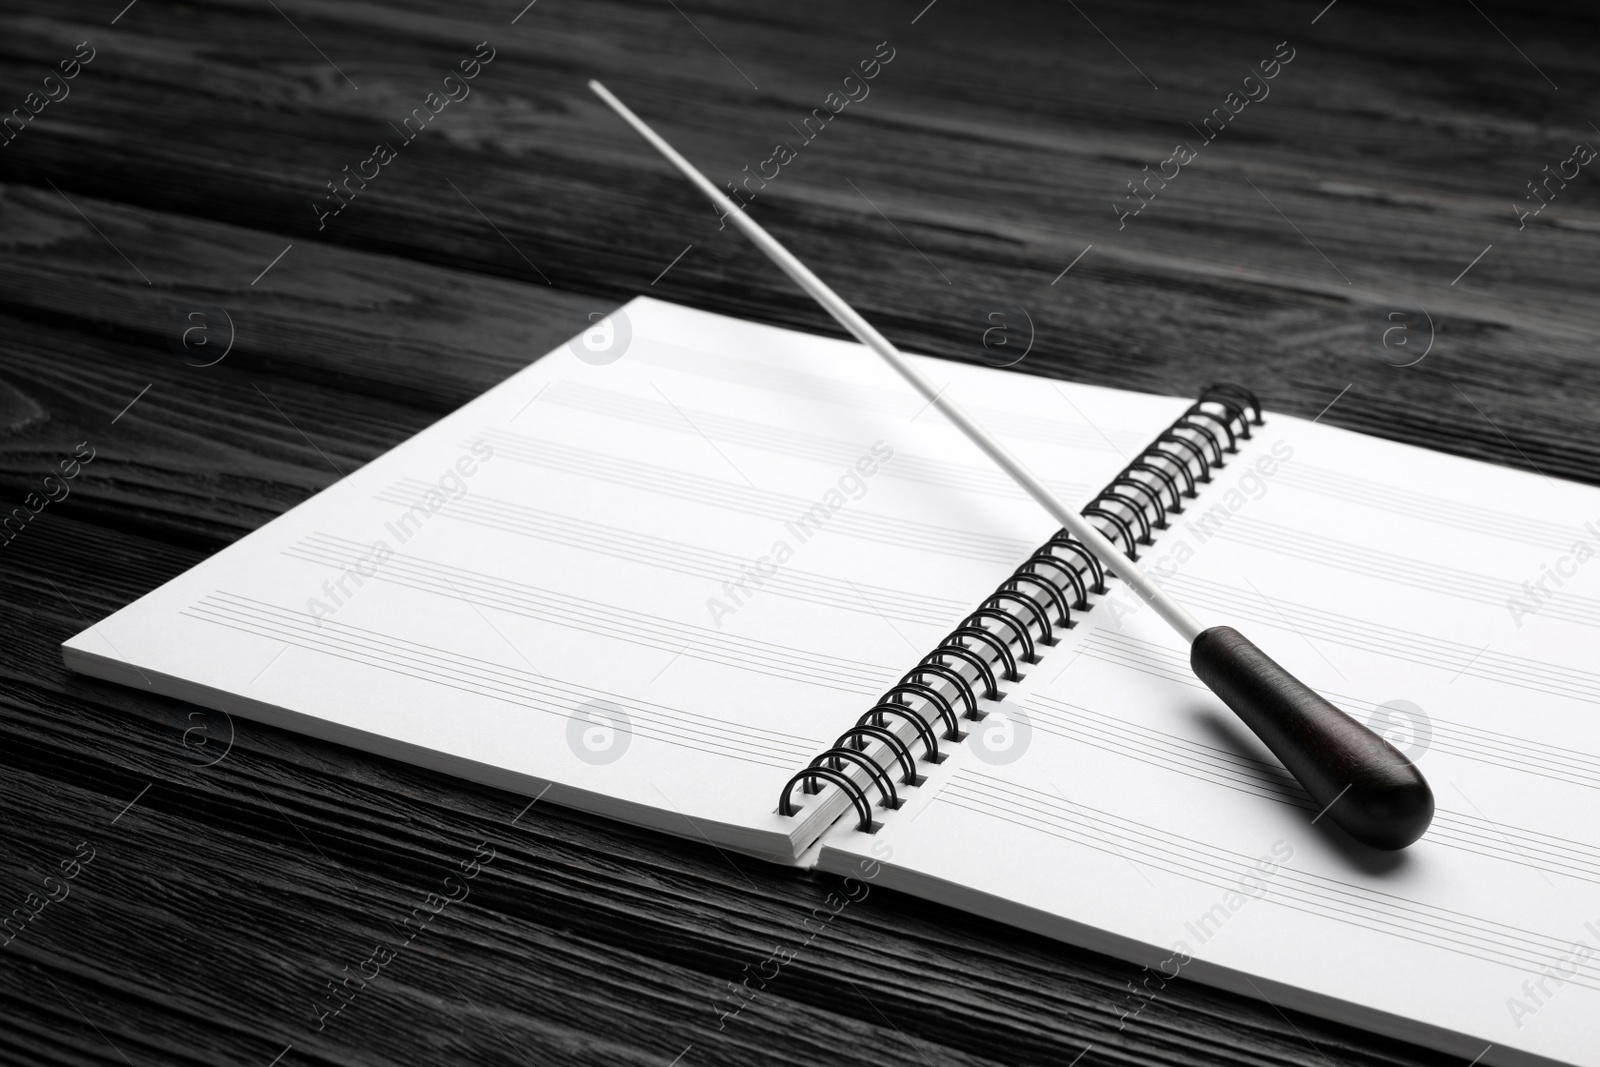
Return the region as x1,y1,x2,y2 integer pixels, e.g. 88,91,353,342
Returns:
2,0,1597,481
0,181,604,547
1,0,1593,1065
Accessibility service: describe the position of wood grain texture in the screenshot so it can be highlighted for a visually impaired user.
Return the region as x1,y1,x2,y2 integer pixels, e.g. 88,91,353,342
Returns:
0,0,1592,1063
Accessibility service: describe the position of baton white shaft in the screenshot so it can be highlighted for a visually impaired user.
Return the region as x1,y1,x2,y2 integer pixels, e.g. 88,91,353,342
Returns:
588,79,1204,642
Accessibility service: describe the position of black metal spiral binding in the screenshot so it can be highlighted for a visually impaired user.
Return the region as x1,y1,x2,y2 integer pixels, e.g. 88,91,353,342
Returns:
881,681,963,739
811,747,900,810
905,662,982,721
838,724,923,786
1109,477,1168,528
1044,535,1106,595
1019,554,1086,613
865,701,945,761
778,766,878,833
1126,459,1184,511
1083,505,1140,558
985,590,1056,644
777,384,1262,833
1156,432,1212,483
997,578,1068,633
950,624,1022,681
965,609,1037,665
1176,415,1228,466
1201,383,1263,426
924,644,999,702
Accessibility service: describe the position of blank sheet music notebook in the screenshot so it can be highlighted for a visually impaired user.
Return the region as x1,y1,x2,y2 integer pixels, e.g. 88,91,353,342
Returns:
65,297,1600,1067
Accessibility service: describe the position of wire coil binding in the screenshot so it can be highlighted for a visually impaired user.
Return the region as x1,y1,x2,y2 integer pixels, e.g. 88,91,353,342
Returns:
777,383,1262,832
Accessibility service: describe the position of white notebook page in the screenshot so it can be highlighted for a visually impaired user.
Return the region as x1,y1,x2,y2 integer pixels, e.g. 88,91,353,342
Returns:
818,414,1600,1066
63,297,1181,859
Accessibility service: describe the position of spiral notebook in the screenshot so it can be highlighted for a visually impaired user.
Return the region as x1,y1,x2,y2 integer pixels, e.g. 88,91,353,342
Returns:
64,297,1600,1066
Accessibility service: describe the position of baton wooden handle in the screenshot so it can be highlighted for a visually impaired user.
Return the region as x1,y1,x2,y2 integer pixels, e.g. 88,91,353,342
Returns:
1191,626,1434,850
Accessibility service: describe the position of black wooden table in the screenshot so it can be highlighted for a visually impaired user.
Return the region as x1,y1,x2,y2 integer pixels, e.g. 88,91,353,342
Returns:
2,1,1594,1064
